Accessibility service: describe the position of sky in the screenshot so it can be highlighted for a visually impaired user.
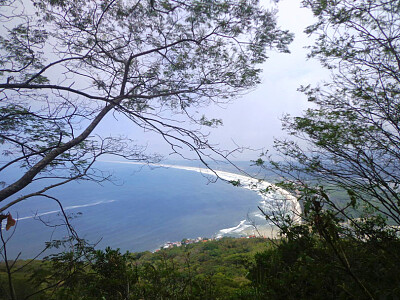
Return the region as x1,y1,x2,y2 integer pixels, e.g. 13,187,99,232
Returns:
0,0,328,163
200,0,328,159
94,0,328,162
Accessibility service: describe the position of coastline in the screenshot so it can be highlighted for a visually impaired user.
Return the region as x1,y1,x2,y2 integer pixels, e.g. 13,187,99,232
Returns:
101,160,301,239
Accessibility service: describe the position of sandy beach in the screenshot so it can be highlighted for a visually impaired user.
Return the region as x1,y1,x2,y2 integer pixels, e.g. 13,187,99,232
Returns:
103,161,302,239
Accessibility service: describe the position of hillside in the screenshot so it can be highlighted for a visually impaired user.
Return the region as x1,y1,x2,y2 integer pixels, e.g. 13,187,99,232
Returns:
0,237,272,299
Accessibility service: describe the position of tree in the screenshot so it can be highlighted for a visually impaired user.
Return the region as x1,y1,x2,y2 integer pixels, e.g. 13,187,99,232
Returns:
246,224,400,299
0,0,294,297
0,0,293,215
252,0,400,298
266,0,400,230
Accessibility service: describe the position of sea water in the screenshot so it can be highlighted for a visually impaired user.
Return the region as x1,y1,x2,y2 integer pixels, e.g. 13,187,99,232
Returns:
2,161,275,258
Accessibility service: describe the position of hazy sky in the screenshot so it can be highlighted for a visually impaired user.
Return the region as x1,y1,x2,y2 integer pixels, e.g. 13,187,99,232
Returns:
94,1,327,162
0,0,328,164
200,0,328,159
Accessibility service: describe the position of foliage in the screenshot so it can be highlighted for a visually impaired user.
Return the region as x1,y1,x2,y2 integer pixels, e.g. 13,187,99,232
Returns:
0,237,269,299
247,222,400,299
268,0,400,223
0,1,292,296
0,260,44,299
250,0,400,299
0,0,292,212
0,0,293,212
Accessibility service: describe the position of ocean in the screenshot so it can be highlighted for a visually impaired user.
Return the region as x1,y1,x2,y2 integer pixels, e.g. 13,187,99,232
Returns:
3,161,281,258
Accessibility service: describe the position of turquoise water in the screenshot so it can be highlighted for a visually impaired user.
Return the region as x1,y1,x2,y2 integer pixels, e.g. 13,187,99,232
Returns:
3,162,266,258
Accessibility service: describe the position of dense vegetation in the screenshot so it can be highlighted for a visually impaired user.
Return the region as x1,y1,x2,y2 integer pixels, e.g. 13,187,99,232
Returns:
249,224,400,299
2,232,400,299
0,237,269,299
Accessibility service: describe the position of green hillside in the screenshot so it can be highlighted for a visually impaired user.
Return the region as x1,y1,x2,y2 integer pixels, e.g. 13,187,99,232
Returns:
0,237,271,300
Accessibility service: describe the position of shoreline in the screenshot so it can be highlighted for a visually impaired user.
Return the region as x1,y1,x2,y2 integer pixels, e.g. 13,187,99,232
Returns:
101,160,302,219
156,231,279,252
101,160,301,239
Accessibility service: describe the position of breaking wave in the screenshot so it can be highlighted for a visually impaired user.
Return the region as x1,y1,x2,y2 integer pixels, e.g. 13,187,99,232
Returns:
16,199,117,221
